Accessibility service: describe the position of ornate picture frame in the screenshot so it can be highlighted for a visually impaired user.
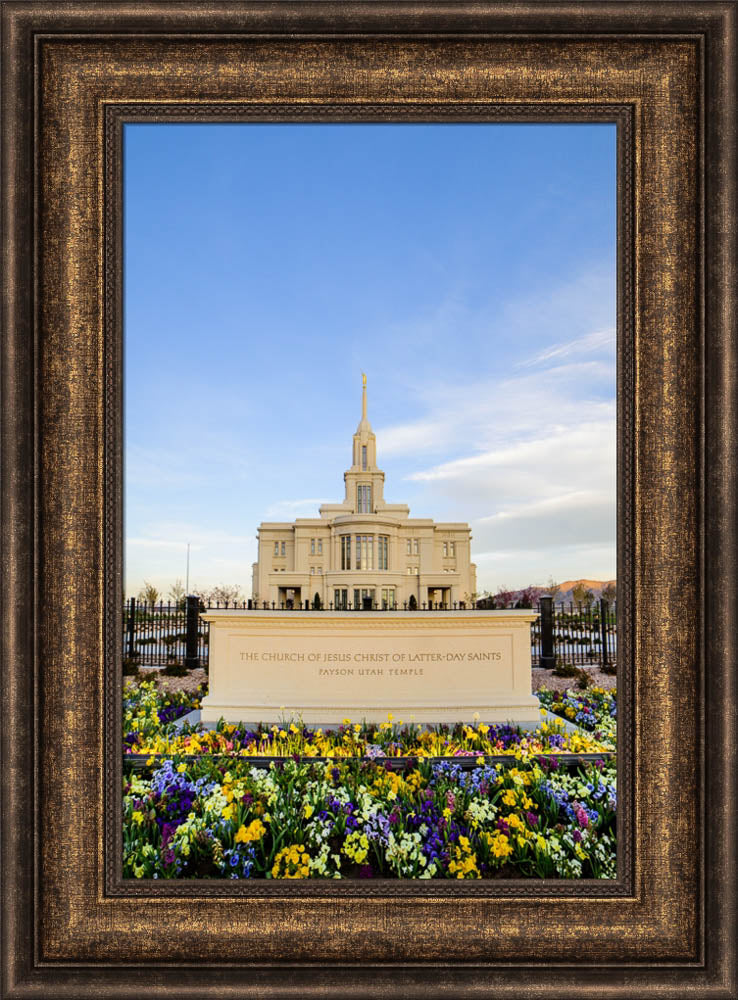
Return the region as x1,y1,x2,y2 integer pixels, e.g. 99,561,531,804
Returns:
2,3,735,997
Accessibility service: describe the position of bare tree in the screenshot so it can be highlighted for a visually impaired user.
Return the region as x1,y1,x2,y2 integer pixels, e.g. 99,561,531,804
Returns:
545,577,561,601
494,586,516,608
207,583,243,606
601,581,617,603
516,586,542,609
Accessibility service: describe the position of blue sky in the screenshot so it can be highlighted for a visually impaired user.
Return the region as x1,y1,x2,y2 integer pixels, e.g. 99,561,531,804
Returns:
124,122,616,598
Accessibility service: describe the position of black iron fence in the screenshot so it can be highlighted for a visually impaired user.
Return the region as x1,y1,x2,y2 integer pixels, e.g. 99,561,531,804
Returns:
530,597,616,670
123,596,617,670
123,596,208,668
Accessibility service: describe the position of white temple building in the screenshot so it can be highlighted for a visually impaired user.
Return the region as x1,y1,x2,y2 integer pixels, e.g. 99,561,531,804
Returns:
251,376,477,610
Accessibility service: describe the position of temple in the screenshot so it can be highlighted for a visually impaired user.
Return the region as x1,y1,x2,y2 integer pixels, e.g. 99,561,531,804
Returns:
251,376,476,609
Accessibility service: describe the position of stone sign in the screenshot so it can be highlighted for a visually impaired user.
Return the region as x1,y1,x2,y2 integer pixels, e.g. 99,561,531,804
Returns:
199,610,540,726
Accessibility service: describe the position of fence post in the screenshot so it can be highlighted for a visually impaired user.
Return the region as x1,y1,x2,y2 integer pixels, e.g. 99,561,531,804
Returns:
126,597,136,660
599,597,610,669
184,595,200,669
539,595,555,669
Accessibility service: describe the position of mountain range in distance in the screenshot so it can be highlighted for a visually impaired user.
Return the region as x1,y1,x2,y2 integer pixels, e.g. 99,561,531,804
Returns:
553,579,617,601
489,579,617,604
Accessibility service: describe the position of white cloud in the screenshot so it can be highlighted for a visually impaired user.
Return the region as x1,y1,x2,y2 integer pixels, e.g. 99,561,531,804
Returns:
515,327,615,369
372,325,616,592
377,340,614,463
472,489,614,551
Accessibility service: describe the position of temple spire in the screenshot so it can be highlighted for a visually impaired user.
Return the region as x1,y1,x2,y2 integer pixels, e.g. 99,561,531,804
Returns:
361,372,367,421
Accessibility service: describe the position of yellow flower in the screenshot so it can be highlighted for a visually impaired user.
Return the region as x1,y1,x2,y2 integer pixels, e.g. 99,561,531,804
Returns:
290,723,299,734
132,810,144,824
221,802,236,821
304,803,314,819
177,763,187,773
235,819,265,843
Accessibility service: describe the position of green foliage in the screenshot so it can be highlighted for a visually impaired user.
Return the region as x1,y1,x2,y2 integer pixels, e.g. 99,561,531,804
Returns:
138,580,160,605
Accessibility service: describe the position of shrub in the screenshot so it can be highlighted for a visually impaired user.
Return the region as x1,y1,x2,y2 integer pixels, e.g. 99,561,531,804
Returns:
123,658,141,678
553,662,580,678
162,662,188,677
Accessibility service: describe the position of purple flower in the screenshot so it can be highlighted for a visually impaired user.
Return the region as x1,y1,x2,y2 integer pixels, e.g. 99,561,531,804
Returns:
573,829,583,843
526,812,538,827
358,864,374,878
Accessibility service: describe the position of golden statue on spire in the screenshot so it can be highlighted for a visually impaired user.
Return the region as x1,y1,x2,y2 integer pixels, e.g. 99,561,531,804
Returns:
362,372,367,387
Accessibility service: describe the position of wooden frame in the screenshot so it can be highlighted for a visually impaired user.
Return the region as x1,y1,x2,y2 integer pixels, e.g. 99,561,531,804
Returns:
1,3,735,997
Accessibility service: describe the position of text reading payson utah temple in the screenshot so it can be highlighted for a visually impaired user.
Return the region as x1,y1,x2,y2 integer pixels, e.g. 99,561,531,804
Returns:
252,377,476,610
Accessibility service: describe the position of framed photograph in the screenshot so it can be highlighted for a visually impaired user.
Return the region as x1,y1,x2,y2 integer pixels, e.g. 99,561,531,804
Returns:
2,3,735,997
118,117,619,884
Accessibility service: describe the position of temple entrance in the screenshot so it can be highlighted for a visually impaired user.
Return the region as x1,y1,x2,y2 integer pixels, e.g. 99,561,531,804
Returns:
279,587,301,609
427,587,450,609
353,588,375,610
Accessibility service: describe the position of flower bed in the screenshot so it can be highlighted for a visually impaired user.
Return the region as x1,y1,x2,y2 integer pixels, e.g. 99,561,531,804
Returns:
123,681,614,759
123,680,204,751
122,681,617,880
123,755,616,880
536,686,616,745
